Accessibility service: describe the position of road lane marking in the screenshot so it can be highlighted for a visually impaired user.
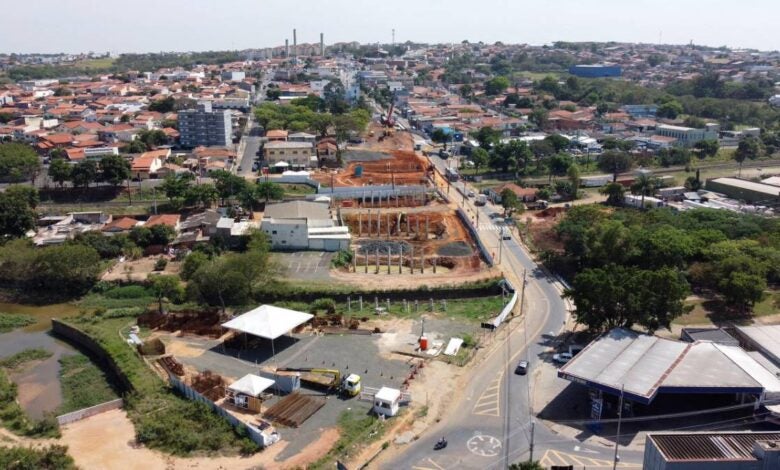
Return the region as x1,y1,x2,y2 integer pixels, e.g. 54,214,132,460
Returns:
540,449,641,468
472,372,503,417
411,457,445,470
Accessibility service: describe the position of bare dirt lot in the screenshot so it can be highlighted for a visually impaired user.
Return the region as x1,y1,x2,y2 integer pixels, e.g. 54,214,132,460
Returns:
59,407,328,470
101,255,181,282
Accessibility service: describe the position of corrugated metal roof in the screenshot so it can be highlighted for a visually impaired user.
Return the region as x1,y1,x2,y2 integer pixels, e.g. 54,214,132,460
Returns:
650,432,780,461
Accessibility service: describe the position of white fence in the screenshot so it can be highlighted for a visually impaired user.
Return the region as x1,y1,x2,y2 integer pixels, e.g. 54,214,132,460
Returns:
56,398,124,426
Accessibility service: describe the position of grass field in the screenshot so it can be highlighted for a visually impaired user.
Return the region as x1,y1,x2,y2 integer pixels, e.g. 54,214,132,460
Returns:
0,313,37,333
0,349,52,370
309,409,387,470
57,353,119,414
72,57,116,70
272,294,508,323
674,290,780,326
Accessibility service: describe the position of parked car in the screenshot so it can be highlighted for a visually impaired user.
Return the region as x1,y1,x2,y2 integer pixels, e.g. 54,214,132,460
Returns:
515,360,529,375
552,352,573,364
467,190,476,198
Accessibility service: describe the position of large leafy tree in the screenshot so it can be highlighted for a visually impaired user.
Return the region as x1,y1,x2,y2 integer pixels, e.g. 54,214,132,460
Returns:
99,154,131,186
598,151,634,181
734,136,763,177
160,173,194,204
149,274,184,314
565,264,689,333
70,160,98,188
48,158,72,188
184,183,218,208
0,189,37,239
256,181,284,203
0,142,41,183
211,170,247,205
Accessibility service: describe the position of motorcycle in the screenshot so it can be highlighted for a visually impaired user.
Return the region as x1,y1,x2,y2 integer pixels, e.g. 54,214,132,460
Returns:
434,438,448,450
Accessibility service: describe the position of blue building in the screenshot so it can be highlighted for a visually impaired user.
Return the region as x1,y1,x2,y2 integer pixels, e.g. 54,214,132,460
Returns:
623,104,658,118
569,64,622,78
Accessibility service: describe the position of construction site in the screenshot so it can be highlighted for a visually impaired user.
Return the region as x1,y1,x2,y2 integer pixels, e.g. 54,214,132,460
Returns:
142,303,486,465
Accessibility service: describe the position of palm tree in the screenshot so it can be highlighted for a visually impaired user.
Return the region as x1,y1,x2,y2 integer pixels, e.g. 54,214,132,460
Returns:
631,173,658,209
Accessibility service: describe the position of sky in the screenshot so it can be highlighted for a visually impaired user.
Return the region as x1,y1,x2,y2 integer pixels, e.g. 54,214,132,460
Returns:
6,0,780,54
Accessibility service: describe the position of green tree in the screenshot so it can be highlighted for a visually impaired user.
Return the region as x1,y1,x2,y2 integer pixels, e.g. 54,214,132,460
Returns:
657,100,683,119
734,136,763,177
598,151,634,181
0,142,41,183
484,76,510,95
694,139,720,158
160,173,194,205
0,444,76,469
256,181,284,203
184,183,218,209
148,96,176,113
471,148,489,175
544,134,569,153
565,264,688,332
149,274,184,314
211,170,247,205
599,182,626,206
181,251,209,281
0,190,37,239
684,175,702,191
499,188,520,216
630,173,659,209
431,128,449,149
474,127,501,150
99,154,131,186
5,185,39,209
49,158,73,188
567,163,581,199
70,160,98,188
122,139,148,154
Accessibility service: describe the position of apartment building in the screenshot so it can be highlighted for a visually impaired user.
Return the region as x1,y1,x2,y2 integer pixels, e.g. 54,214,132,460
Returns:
178,102,232,148
263,141,315,169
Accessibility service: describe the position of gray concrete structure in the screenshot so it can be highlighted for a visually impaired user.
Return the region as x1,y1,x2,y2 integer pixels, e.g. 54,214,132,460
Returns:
178,102,232,148
644,432,780,470
261,201,349,251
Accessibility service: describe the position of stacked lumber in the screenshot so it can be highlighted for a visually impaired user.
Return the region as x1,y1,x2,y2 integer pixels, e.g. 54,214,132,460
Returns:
263,392,326,427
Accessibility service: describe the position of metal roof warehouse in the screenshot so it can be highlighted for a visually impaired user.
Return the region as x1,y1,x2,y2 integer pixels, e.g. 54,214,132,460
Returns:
558,328,780,406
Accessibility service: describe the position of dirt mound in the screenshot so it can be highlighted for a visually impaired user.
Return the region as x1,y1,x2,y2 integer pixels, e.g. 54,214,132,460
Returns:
356,240,412,255
138,310,224,338
437,241,473,257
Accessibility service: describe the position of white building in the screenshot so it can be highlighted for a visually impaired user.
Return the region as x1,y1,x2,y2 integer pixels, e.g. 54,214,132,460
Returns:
261,201,350,251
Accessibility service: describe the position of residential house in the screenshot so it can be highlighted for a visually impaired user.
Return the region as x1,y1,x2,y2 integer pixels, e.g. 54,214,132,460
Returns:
263,141,315,169
131,149,169,180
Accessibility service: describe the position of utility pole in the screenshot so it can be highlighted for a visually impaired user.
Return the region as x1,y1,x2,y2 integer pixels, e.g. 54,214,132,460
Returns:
613,385,625,470
497,232,503,264
529,420,535,462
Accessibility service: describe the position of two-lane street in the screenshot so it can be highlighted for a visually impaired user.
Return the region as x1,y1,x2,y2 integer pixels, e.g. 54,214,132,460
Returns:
376,153,644,469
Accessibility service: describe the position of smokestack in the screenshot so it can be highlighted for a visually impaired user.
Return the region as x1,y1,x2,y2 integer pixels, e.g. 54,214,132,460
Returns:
293,29,297,63
320,33,324,56
285,39,289,58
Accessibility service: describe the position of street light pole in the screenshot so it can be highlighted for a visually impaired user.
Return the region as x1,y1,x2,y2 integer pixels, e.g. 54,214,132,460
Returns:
529,419,535,462
613,385,625,470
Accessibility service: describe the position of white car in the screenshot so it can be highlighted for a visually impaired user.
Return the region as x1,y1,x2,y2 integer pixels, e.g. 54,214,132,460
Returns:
552,352,573,364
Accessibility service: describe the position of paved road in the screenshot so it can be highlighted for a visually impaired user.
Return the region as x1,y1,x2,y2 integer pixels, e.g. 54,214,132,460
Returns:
378,154,644,469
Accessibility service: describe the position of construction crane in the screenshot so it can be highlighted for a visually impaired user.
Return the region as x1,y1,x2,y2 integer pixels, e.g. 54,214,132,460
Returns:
276,367,362,397
380,92,397,138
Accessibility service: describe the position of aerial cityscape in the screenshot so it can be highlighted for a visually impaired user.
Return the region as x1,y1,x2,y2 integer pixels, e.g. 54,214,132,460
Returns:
2,2,780,470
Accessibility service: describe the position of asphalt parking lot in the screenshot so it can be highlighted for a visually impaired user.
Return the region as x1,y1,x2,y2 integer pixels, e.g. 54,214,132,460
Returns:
272,251,334,281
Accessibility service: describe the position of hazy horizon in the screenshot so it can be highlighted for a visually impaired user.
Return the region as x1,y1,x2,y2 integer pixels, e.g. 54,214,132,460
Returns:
7,0,780,55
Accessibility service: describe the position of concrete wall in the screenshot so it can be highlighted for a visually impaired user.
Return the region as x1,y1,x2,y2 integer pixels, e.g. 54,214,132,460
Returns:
56,398,124,426
262,221,309,249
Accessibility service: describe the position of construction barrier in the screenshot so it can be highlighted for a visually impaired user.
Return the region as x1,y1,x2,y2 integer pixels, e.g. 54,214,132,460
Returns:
456,207,494,267
168,374,279,448
56,398,124,426
482,279,518,329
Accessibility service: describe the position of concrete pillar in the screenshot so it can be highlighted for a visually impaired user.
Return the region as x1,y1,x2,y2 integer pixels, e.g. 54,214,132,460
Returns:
421,252,424,274
365,251,369,273
367,209,371,236
433,257,437,273
410,246,414,274
399,245,403,274
359,296,363,311
358,211,362,237
425,216,429,240
387,246,391,274
375,248,380,274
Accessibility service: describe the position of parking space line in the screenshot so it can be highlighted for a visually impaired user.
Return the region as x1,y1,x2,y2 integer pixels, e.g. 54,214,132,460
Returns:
472,371,503,417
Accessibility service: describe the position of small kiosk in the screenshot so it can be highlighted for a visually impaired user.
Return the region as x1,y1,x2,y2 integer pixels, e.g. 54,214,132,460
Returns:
226,374,275,412
373,386,401,417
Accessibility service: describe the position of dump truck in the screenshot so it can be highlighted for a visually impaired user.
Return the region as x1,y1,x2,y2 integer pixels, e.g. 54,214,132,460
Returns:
276,368,362,397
